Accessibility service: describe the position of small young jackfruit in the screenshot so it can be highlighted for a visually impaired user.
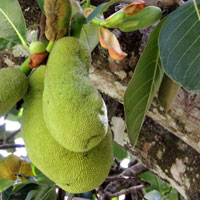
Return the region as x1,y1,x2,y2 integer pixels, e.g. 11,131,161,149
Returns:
22,66,113,193
44,0,72,41
0,68,28,116
43,37,109,152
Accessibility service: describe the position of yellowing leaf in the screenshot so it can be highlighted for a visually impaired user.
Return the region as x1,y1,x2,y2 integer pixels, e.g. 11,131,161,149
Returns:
0,155,33,181
19,160,34,178
0,155,20,180
121,0,146,16
99,27,127,60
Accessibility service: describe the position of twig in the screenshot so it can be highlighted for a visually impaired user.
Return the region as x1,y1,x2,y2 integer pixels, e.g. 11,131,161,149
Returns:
105,176,137,182
4,129,21,143
0,144,25,149
57,187,66,200
105,184,145,199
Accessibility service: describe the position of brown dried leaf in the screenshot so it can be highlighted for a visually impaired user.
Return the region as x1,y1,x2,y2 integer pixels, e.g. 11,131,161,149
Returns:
99,27,127,60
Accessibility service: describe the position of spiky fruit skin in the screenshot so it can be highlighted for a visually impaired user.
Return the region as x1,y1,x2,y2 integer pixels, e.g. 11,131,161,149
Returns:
0,68,28,116
43,37,109,152
22,66,113,193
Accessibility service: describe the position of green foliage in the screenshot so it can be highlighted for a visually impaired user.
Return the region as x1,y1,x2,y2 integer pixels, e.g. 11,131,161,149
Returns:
140,171,180,200
124,19,165,145
80,24,99,52
36,0,45,13
1,181,56,200
159,0,200,92
0,179,14,193
0,0,27,50
117,6,162,32
86,0,118,23
113,142,128,161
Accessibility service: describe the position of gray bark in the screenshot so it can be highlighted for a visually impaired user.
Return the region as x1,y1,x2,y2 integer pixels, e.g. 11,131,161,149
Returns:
89,47,200,199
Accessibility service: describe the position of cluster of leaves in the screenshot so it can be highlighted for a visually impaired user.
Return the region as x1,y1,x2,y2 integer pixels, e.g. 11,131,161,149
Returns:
124,0,200,145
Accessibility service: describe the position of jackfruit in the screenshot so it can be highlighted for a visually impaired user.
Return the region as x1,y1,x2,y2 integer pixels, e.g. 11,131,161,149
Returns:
0,155,33,181
43,37,109,152
22,66,113,193
29,41,46,54
0,68,28,116
44,0,72,41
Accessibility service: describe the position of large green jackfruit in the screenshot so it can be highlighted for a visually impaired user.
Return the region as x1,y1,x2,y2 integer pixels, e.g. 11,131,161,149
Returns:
43,37,109,152
22,66,113,193
0,68,28,116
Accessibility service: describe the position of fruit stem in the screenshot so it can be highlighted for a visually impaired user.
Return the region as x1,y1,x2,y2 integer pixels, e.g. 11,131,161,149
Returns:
86,0,90,7
158,74,180,112
19,57,31,75
46,41,54,52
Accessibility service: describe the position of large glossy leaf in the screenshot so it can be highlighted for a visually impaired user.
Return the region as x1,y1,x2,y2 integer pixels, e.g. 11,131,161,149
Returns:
124,20,165,145
0,179,14,193
0,0,27,49
159,1,200,92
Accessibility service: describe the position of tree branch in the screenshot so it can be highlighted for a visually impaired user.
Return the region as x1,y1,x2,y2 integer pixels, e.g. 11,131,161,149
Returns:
4,129,21,143
0,144,25,149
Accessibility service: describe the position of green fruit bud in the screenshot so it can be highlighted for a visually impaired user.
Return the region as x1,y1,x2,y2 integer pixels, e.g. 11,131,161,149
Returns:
0,68,28,116
118,6,162,32
29,41,46,54
22,66,113,193
43,37,109,152
102,10,126,28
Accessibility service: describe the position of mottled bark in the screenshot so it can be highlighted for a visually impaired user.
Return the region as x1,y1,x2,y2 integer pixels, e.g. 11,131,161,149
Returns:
89,65,200,154
90,38,200,199
110,115,200,200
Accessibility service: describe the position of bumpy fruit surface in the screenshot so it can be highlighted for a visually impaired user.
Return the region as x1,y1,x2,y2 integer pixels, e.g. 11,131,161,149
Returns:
22,66,113,193
43,37,109,152
0,68,28,116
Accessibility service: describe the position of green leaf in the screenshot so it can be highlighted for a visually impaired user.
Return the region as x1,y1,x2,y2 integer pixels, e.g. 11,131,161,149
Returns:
159,0,200,92
70,14,86,38
139,171,170,194
2,185,13,200
86,0,118,23
36,0,45,13
124,19,165,145
80,24,99,52
113,142,128,160
118,6,162,32
144,190,161,200
0,179,15,193
0,38,15,50
0,0,28,50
